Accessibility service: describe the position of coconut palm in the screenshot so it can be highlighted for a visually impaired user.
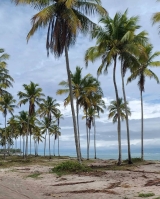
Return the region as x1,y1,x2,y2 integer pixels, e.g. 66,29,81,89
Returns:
37,117,56,158
55,112,63,156
17,81,45,157
0,94,17,159
127,43,160,160
85,10,148,164
78,76,101,159
108,98,131,162
38,96,60,122
15,111,28,157
57,66,97,158
51,125,61,156
91,95,106,159
12,0,107,163
0,49,14,96
0,48,9,68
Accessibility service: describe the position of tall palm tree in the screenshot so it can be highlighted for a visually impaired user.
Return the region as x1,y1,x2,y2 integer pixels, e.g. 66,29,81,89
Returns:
37,117,56,158
17,81,45,157
85,10,148,164
15,111,28,157
57,66,97,158
0,94,17,159
91,95,106,159
127,43,160,160
55,112,63,156
12,0,107,163
108,98,131,162
79,76,101,160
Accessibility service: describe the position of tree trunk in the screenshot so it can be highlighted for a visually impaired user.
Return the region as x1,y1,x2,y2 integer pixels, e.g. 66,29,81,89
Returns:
58,135,60,156
76,100,82,159
86,113,89,160
44,131,47,157
54,136,56,156
30,134,31,155
49,130,51,159
20,135,22,156
25,116,30,158
94,115,97,159
121,61,132,164
4,114,6,159
64,44,81,163
113,56,121,165
140,90,144,160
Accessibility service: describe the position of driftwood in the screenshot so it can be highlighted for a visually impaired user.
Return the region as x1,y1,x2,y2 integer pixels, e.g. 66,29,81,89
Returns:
145,179,160,186
51,180,95,186
107,182,121,189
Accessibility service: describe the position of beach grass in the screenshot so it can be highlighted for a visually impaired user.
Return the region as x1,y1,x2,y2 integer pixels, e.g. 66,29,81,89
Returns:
138,192,155,197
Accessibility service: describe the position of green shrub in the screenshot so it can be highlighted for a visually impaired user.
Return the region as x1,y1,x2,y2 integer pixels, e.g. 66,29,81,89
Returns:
52,160,90,175
138,193,155,197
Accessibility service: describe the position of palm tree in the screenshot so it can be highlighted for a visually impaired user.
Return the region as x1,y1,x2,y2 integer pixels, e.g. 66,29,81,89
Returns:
12,0,107,163
38,96,60,122
37,117,56,158
91,95,106,159
0,93,17,159
0,48,9,68
15,111,28,157
51,125,61,156
17,81,45,157
108,98,131,162
127,43,160,160
0,49,14,96
85,10,148,164
57,66,97,158
55,112,63,156
78,76,101,160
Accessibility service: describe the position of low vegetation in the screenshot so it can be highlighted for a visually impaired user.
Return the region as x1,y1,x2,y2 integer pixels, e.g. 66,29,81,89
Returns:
52,160,91,176
138,192,155,198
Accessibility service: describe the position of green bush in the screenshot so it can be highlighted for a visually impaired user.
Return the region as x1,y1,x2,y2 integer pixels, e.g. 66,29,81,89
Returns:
52,160,90,174
138,193,155,198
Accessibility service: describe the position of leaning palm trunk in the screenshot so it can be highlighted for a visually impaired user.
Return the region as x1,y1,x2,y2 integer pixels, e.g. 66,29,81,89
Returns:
93,115,97,159
65,44,81,163
76,100,82,159
121,62,132,164
140,90,144,160
113,56,121,165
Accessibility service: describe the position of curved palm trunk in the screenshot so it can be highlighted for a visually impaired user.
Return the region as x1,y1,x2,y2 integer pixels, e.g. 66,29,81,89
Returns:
113,56,121,165
65,44,81,163
93,115,97,159
140,90,144,160
76,100,82,159
121,62,132,164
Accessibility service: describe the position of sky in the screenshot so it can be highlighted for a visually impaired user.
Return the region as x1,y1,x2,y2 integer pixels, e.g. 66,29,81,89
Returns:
0,0,160,158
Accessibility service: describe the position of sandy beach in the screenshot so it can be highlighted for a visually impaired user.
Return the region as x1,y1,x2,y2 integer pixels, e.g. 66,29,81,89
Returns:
0,158,160,199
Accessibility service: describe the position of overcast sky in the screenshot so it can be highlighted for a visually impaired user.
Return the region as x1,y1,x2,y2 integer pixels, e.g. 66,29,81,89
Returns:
0,0,160,158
